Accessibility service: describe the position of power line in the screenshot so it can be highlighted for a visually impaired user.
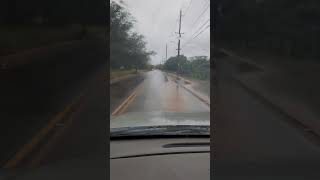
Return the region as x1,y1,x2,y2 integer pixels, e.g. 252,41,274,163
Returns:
182,25,210,47
183,0,193,17
189,18,209,40
183,23,209,47
183,2,209,46
191,25,210,41
190,1,209,29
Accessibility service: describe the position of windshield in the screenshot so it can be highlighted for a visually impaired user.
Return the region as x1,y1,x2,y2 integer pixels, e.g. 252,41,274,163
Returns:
110,0,210,134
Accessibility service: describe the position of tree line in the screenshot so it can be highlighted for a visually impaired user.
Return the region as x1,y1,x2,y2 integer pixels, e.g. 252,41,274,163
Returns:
0,0,106,25
215,0,320,59
159,55,210,80
110,1,155,70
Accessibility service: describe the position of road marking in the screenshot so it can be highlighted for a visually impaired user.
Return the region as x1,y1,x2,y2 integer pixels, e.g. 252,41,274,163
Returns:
111,81,144,116
28,101,85,167
3,89,87,169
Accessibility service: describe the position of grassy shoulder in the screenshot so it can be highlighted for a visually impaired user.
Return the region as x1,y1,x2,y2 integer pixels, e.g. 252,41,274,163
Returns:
110,68,152,80
162,69,210,81
162,69,210,97
110,69,138,80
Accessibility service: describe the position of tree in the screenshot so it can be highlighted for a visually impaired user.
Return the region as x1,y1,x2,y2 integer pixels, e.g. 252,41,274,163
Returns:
110,1,155,69
217,0,320,58
189,56,210,80
163,55,209,80
2,0,106,25
164,55,188,73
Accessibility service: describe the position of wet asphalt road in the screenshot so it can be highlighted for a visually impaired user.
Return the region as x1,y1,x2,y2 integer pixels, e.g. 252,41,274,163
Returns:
123,70,209,114
10,66,108,179
0,35,108,179
214,57,320,177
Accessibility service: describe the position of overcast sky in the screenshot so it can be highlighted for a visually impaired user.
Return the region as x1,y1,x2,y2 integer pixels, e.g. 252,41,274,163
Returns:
113,0,210,65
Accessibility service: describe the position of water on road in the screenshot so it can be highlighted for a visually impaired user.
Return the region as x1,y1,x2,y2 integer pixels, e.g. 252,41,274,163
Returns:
123,70,209,114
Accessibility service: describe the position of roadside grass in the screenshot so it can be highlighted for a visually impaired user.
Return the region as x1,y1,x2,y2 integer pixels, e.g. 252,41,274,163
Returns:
110,68,152,80
0,25,84,57
110,69,137,80
164,69,210,81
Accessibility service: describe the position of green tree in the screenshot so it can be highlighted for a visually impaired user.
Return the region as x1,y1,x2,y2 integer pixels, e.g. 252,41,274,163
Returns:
164,55,188,73
189,56,210,80
217,0,320,58
110,1,155,69
164,55,209,80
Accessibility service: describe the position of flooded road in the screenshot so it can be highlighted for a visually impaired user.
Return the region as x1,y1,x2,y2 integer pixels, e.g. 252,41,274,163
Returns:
123,70,209,114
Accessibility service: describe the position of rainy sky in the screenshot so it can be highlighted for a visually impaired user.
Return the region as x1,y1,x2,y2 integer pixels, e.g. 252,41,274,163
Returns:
112,0,210,65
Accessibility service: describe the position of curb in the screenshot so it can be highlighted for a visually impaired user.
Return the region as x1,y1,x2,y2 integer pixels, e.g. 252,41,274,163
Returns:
166,72,210,107
220,47,320,139
219,48,264,71
182,85,210,107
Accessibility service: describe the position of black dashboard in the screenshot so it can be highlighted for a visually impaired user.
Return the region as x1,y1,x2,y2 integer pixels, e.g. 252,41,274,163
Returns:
110,138,210,180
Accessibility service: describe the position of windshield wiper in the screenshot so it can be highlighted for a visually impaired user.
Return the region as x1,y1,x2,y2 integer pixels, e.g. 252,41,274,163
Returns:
110,125,210,139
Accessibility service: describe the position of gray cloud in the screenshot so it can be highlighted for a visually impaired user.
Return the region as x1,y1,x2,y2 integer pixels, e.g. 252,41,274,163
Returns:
113,0,210,64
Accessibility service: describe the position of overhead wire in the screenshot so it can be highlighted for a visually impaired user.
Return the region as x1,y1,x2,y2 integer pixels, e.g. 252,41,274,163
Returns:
189,1,210,29
181,0,210,48
182,0,193,17
192,25,210,40
189,19,209,39
182,25,210,47
168,0,210,56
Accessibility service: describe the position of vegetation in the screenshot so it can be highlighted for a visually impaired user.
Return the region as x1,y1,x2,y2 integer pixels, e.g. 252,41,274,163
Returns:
0,26,85,56
0,0,106,56
110,69,137,80
1,0,106,25
215,0,320,59
163,55,210,80
110,1,155,70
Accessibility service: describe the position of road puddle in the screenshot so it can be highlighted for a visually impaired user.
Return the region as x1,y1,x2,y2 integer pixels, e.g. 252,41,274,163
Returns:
165,83,185,112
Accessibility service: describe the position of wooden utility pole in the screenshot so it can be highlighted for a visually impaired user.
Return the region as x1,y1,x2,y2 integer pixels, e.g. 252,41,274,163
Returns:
166,43,168,61
177,10,182,57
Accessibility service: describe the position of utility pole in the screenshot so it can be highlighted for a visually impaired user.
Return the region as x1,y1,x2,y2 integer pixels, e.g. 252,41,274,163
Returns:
177,10,182,57
176,10,183,75
161,55,163,65
166,43,168,61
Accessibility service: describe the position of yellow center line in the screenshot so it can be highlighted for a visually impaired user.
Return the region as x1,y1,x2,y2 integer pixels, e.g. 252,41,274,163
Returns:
3,89,88,169
28,101,85,167
111,81,144,116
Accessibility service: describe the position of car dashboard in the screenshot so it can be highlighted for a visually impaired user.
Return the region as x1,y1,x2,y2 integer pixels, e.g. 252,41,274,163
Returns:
110,138,210,180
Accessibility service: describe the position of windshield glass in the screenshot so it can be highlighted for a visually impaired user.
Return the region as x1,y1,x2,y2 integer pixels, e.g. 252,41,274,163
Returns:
110,0,210,134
